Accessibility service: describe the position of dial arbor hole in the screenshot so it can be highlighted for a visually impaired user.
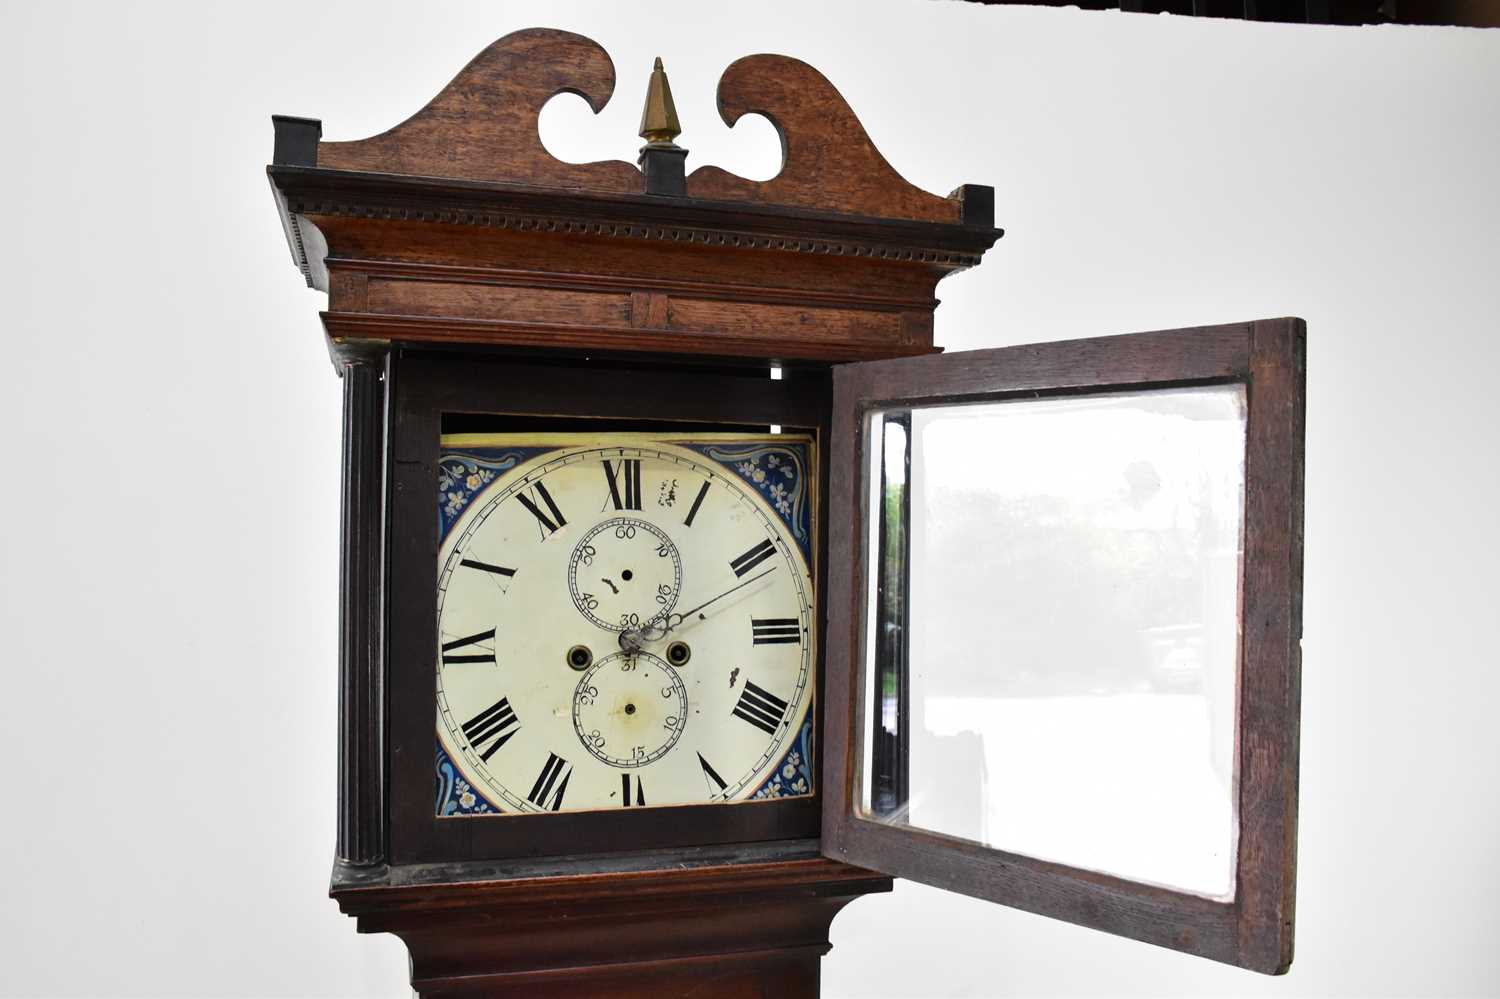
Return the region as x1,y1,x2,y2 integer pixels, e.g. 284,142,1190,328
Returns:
622,569,634,581
667,641,691,666
567,645,593,671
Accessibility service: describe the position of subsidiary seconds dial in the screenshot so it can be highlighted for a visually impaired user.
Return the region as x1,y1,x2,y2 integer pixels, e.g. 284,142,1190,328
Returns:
567,517,682,633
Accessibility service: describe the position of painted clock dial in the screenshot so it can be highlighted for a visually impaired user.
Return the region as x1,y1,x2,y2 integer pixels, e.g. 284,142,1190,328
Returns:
436,434,815,815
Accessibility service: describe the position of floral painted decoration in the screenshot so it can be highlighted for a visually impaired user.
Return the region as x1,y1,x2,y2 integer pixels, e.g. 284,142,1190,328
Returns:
750,718,815,800
689,442,812,563
438,450,546,539
437,746,500,815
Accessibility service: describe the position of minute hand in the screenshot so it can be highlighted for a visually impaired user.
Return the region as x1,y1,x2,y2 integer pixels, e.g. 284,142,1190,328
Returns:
621,567,775,651
672,566,776,624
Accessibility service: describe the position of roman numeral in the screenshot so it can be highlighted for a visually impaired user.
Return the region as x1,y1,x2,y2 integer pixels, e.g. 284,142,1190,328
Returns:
752,617,801,645
528,752,573,811
732,681,790,736
620,772,646,807
729,538,777,578
697,752,729,796
460,557,515,578
602,458,642,511
460,697,520,762
441,628,496,664
516,481,567,538
683,481,710,527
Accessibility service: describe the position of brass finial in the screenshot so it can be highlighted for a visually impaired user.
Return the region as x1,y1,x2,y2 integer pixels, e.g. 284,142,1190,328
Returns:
638,56,681,147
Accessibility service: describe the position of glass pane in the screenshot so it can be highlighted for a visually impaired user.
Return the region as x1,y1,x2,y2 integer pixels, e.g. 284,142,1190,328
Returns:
859,386,1246,900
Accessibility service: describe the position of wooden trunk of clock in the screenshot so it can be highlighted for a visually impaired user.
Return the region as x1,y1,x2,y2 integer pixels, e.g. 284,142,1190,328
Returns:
333,844,883,997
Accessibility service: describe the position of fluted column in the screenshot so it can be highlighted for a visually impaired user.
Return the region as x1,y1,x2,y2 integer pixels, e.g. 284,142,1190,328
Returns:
334,341,390,867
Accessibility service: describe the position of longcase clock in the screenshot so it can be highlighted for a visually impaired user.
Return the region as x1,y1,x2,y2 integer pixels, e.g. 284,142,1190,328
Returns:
268,28,1304,997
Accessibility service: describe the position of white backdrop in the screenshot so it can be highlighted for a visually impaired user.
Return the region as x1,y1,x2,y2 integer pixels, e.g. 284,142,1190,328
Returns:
3,1,1498,996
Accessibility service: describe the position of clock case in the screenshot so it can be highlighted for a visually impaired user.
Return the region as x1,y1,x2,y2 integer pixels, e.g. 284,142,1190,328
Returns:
269,29,1302,996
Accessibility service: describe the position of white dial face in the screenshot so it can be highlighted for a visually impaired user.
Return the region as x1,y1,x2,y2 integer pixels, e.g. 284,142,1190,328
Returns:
436,436,815,815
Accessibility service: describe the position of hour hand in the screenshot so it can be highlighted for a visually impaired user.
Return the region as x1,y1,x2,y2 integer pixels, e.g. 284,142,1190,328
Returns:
620,566,775,650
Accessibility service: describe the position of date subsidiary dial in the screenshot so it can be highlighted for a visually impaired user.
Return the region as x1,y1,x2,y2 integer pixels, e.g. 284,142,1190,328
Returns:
572,651,688,767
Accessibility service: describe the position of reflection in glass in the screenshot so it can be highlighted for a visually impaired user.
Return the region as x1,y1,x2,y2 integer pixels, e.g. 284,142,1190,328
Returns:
860,387,1246,899
869,414,910,818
